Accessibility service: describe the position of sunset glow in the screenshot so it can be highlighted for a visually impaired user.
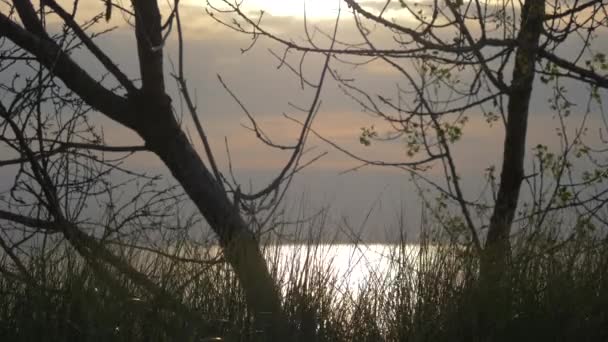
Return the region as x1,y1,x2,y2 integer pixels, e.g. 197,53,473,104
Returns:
249,0,343,18
204,0,344,19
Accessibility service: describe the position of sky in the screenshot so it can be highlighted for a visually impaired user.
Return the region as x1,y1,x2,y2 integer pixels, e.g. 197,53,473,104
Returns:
1,0,608,242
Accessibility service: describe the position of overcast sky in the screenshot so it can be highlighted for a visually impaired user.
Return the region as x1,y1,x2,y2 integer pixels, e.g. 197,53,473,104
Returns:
2,0,607,242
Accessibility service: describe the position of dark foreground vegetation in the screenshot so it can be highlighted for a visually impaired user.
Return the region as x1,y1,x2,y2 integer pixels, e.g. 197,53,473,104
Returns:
1,224,607,342
1,1,608,341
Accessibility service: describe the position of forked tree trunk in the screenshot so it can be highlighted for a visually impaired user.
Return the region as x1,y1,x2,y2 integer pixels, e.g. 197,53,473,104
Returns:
1,1,289,338
130,2,288,336
480,0,545,334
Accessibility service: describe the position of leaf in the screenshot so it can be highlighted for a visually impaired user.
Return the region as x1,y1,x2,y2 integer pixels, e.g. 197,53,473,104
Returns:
359,126,378,147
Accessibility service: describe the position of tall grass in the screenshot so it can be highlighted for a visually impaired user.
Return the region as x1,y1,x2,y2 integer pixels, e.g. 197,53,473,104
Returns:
1,223,607,341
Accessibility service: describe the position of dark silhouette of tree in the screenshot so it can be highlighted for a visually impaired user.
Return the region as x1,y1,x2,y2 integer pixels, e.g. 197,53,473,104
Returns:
211,0,608,336
0,1,338,338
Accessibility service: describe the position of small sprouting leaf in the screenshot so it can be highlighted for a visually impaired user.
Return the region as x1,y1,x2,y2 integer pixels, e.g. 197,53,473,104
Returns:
359,126,378,147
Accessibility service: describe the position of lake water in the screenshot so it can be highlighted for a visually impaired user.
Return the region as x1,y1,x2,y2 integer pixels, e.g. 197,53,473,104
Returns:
263,243,422,295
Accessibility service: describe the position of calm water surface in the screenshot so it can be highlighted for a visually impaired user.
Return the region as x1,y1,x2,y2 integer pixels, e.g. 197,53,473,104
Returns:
263,244,422,295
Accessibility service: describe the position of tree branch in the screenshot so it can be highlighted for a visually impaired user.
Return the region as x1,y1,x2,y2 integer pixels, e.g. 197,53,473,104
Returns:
0,12,134,128
539,50,608,89
42,0,138,94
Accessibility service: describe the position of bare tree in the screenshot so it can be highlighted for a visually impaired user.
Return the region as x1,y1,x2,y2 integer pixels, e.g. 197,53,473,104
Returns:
0,1,339,338
211,0,608,335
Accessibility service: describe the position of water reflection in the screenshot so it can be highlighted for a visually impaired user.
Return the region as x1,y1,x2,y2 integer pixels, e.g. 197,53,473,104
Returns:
264,244,421,296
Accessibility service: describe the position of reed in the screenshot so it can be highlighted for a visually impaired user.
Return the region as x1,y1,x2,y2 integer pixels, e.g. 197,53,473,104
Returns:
1,219,607,341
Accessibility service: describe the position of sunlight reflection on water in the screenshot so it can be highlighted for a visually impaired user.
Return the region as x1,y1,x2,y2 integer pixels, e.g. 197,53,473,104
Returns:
264,244,422,296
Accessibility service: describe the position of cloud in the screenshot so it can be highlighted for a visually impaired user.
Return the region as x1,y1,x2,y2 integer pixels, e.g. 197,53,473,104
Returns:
2,0,608,234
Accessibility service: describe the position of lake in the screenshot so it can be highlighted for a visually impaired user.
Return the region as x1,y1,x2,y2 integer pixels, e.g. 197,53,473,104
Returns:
262,243,423,296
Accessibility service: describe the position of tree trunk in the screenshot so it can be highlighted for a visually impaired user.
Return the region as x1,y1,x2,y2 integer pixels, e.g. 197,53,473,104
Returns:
1,2,288,338
134,1,288,337
480,0,545,335
131,92,287,338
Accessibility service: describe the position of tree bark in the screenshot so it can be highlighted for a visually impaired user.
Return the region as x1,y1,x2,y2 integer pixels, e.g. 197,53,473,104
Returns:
132,93,287,338
480,0,545,335
1,2,288,338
